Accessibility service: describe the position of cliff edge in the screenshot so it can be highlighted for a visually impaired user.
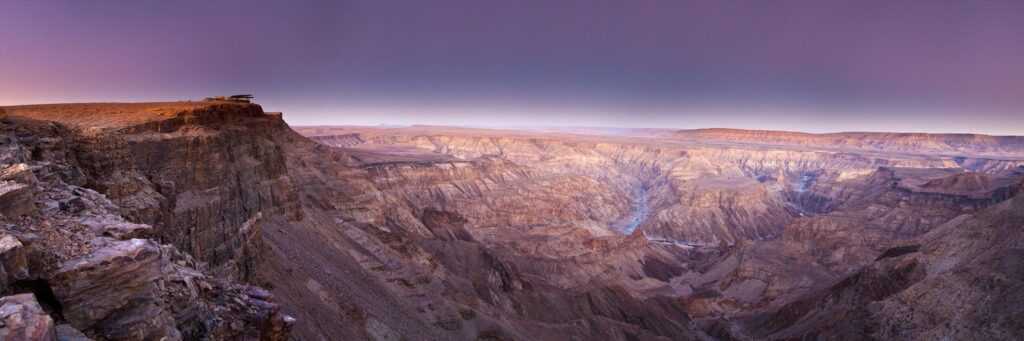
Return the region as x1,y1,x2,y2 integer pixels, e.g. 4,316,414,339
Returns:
0,102,295,340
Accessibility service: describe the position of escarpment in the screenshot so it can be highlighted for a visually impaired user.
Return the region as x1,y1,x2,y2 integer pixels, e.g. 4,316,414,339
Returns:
64,104,300,280
0,103,294,340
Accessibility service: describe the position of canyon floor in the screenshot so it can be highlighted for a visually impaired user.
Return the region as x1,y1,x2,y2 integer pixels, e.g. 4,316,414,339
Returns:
1,102,1023,340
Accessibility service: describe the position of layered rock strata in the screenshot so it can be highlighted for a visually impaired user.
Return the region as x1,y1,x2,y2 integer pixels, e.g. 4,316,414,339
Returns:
0,104,293,340
296,125,1024,340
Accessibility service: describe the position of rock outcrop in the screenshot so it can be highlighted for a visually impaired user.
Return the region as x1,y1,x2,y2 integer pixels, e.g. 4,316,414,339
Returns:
0,103,293,340
51,238,177,339
0,294,57,341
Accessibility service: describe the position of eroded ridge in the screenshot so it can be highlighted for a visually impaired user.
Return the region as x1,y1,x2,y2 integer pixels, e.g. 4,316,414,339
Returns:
299,125,1024,340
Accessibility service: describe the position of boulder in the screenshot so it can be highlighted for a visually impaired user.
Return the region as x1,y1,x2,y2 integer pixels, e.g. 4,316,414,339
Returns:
50,238,180,340
77,215,153,240
0,293,57,341
0,163,37,184
0,234,29,290
0,181,35,217
56,324,93,341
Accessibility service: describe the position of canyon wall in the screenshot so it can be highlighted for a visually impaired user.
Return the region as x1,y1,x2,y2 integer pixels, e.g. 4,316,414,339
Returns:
299,125,1024,340
257,126,713,340
305,127,1004,247
0,103,294,340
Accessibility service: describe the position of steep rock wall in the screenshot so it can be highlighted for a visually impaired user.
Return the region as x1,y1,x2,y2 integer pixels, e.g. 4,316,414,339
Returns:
64,104,300,279
0,107,294,340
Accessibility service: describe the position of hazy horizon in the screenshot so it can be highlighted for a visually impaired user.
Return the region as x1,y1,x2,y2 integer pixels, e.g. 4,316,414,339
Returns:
3,1,1022,135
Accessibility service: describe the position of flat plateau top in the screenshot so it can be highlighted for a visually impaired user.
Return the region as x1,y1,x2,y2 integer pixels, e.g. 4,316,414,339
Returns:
0,101,240,129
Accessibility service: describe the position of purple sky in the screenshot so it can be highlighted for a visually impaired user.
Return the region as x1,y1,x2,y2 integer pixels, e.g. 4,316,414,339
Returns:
2,1,1022,134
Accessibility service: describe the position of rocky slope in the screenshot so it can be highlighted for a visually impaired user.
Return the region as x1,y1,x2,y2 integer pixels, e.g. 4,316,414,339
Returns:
739,177,1024,340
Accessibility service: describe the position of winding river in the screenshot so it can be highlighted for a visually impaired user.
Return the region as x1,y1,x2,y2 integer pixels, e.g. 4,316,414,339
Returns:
614,185,649,234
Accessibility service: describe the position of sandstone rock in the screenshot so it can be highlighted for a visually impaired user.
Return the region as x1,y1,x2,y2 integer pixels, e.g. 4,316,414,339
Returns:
55,324,93,341
0,294,56,341
0,234,29,290
0,163,37,184
50,238,179,340
0,181,35,217
77,215,152,240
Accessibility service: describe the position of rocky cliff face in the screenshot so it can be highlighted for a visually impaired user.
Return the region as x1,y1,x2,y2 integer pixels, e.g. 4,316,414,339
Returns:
0,103,293,340
65,104,300,280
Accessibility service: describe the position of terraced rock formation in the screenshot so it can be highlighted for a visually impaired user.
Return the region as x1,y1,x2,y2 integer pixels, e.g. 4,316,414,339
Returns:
299,125,1024,340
